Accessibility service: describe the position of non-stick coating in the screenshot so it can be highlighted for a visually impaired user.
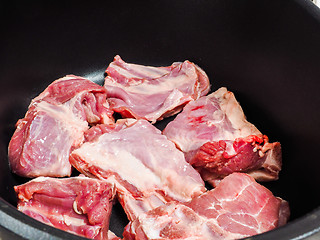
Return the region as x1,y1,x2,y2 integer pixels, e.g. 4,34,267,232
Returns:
1,0,320,239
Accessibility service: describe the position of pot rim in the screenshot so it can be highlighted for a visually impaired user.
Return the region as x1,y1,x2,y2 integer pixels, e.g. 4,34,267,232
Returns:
0,197,319,240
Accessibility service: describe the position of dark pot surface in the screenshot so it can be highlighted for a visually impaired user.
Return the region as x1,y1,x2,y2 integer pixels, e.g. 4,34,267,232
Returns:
1,0,320,239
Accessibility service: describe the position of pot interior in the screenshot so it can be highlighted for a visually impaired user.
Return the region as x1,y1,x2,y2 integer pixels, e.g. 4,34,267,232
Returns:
1,0,320,238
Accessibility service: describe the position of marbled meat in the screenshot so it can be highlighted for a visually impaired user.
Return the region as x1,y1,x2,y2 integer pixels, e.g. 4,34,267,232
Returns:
123,173,290,240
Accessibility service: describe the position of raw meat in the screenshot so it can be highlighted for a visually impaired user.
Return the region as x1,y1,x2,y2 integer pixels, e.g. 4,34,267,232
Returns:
123,173,290,240
8,75,113,178
70,119,206,221
14,175,115,240
108,230,121,240
163,87,282,186
32,74,114,125
103,55,210,123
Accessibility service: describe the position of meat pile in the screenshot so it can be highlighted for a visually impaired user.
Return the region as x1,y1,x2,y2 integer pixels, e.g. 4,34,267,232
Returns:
8,56,290,240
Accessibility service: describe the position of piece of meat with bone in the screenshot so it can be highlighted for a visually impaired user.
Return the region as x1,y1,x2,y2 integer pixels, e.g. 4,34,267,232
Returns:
163,87,282,186
103,55,210,123
70,119,206,222
14,175,116,240
123,173,290,240
8,75,114,178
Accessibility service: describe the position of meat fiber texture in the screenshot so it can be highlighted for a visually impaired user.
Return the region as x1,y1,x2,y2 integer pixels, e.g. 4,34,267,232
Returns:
103,55,210,123
8,75,114,178
14,176,116,240
70,119,206,222
8,59,290,239
123,173,290,240
163,87,282,186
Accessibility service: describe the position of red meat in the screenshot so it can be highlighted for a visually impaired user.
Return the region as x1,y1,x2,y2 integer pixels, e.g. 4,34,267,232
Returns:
15,176,115,240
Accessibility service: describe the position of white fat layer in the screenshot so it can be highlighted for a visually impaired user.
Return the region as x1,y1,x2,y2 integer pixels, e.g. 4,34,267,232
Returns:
212,88,261,137
36,101,88,135
111,62,169,80
29,176,49,182
30,175,89,184
72,120,205,201
63,215,86,226
74,142,161,191
105,68,196,95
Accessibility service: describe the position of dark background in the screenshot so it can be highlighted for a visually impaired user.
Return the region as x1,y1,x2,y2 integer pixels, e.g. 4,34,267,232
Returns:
1,0,320,239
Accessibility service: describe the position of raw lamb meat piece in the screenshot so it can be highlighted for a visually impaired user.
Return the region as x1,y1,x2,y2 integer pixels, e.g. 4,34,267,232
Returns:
104,55,210,123
163,87,282,186
123,173,290,240
70,119,206,221
32,74,114,125
14,176,115,240
108,230,121,240
8,75,113,178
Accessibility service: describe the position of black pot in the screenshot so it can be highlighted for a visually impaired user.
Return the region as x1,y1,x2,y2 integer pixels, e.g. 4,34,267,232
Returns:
1,1,320,239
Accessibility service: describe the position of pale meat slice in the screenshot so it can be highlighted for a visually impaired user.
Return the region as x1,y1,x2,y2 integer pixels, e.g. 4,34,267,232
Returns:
163,87,282,186
14,176,115,240
108,230,122,240
8,75,114,178
8,101,88,177
8,75,114,177
123,173,290,240
70,119,206,221
103,55,210,123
